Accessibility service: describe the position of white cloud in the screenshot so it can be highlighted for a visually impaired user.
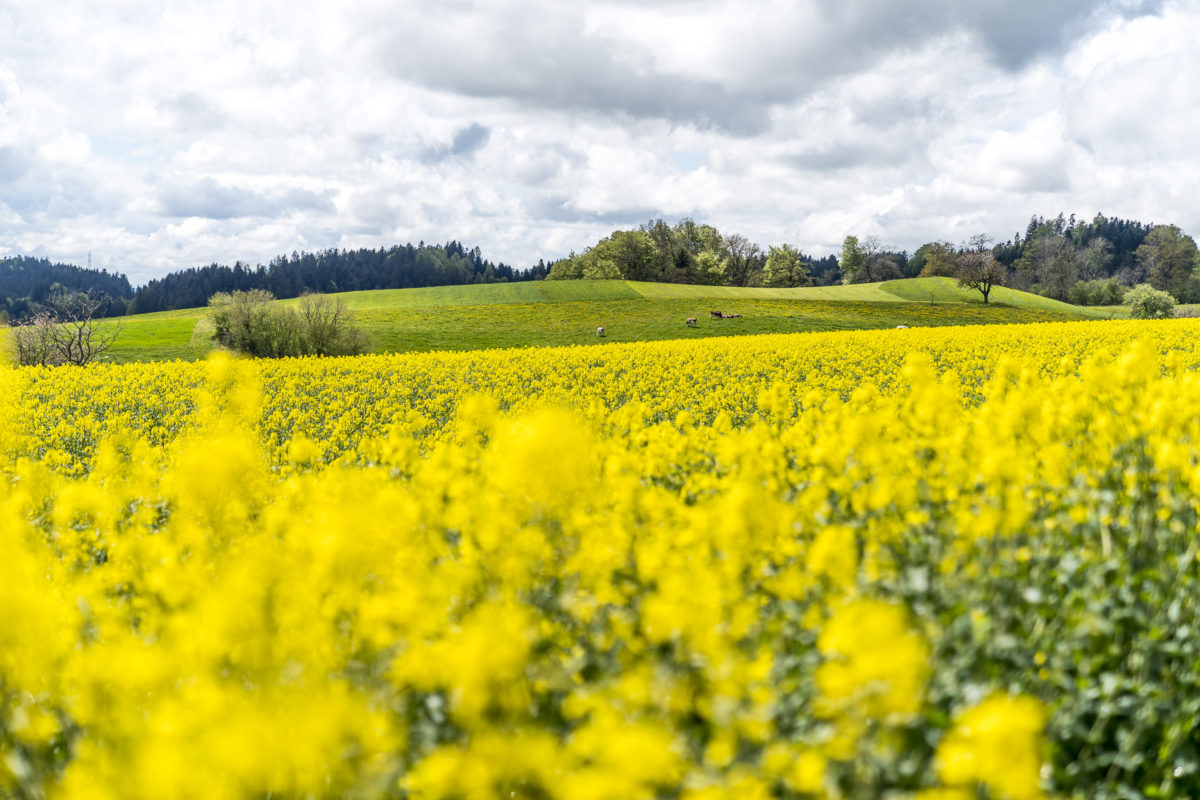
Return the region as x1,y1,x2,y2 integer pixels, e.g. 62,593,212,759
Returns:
0,0,1194,283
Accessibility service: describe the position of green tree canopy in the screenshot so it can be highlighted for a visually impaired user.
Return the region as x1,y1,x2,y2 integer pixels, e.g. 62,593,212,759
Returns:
550,220,737,285
1126,283,1176,318
913,242,958,278
841,235,903,284
1137,225,1200,301
761,244,813,288
839,236,865,284
723,233,765,287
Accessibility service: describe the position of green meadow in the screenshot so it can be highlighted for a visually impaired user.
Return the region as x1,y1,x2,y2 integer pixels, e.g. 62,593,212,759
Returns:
74,276,1102,363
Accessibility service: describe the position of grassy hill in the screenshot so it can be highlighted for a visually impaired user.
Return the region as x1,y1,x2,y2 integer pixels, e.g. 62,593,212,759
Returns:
252,276,1109,312
21,277,1105,364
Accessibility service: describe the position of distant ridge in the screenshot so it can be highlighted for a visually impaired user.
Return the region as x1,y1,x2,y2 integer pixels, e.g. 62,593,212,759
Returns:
1,242,551,320
1,256,133,319
126,242,550,314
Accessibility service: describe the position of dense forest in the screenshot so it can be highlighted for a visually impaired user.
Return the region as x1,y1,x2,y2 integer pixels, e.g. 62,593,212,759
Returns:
0,257,133,320
1,242,548,319
127,242,547,314
552,213,1199,305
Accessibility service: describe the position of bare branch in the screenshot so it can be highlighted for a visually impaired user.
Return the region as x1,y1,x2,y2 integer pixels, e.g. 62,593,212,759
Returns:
10,290,121,366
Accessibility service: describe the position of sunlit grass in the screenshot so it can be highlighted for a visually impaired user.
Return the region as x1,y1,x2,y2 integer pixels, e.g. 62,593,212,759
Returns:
82,277,1100,363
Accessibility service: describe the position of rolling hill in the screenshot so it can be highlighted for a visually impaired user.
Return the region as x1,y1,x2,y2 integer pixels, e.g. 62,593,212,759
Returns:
8,277,1114,364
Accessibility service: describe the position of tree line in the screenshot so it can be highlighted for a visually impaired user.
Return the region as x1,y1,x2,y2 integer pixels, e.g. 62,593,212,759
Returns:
6,212,1198,321
1,242,549,321
547,219,841,287
906,214,1200,305
550,213,1200,306
127,242,548,314
0,256,133,321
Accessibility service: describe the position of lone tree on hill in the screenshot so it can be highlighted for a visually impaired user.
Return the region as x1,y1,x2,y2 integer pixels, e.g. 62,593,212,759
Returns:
956,234,1006,304
10,290,122,366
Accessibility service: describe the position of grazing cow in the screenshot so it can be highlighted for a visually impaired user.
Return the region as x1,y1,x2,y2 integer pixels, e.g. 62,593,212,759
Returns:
685,317,698,327
710,310,723,319
597,326,605,337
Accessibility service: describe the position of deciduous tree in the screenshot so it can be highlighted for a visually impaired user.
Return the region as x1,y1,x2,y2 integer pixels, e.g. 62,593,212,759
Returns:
842,235,903,284
913,241,958,278
1137,225,1200,301
839,236,864,284
9,290,122,366
723,234,764,287
762,244,813,288
956,234,1005,304
1081,237,1113,281
1015,232,1081,301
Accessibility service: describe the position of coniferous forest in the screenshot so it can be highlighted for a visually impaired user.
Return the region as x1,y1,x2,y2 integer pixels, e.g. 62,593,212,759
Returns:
126,242,547,314
0,256,134,320
0,242,547,319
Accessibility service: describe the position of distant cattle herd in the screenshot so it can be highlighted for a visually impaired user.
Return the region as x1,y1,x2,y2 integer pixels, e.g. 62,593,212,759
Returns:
689,311,744,327
597,311,746,338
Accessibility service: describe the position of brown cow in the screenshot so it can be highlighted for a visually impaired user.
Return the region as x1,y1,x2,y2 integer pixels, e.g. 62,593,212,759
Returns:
710,310,723,319
685,317,698,327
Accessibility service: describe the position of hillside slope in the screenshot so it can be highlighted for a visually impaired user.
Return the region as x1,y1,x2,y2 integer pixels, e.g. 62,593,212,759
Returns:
286,276,1107,314
26,277,1103,363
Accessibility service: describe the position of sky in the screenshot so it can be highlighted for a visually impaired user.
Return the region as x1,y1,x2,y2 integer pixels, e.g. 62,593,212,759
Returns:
1,0,1198,285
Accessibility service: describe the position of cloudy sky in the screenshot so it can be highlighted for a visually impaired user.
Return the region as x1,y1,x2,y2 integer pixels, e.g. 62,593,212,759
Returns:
1,0,1198,284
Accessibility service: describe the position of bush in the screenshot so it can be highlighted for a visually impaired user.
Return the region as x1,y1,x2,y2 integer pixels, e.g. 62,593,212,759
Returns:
297,293,369,356
208,290,367,358
1067,278,1125,306
1125,283,1176,319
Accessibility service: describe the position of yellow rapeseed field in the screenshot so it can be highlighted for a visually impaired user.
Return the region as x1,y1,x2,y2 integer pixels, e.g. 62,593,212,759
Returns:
4,319,1200,799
